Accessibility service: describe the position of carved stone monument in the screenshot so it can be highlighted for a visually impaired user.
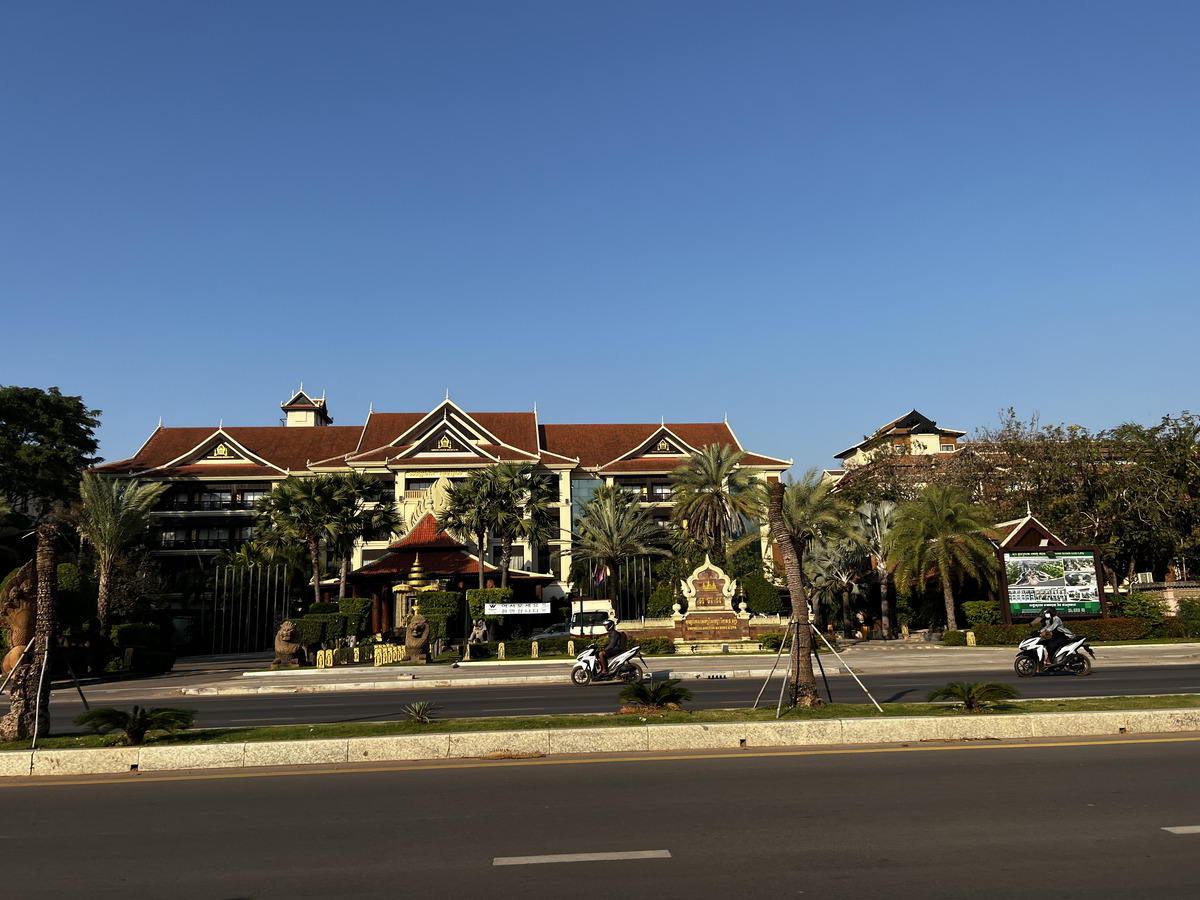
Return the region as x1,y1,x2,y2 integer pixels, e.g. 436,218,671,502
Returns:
405,607,431,663
0,561,36,676
678,557,750,642
273,620,304,668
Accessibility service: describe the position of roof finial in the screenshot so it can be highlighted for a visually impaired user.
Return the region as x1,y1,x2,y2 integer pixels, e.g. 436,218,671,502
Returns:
446,388,450,402
219,418,223,429
724,412,729,424
158,416,163,429
369,401,374,414
534,401,538,414
661,415,665,427
1026,500,1032,517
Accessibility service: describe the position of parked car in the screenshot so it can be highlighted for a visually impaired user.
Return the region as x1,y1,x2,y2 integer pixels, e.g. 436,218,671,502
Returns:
529,623,570,641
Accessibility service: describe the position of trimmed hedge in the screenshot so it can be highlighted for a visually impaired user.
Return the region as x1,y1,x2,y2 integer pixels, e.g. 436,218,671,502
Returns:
112,622,161,651
632,636,676,655
758,632,785,651
467,587,515,622
338,598,373,635
308,601,340,616
969,617,1155,645
941,630,968,646
417,591,463,642
962,600,1000,628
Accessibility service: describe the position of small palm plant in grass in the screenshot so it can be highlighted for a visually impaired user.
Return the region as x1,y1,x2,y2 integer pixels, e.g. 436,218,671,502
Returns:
927,681,1020,713
619,678,694,710
402,700,439,724
74,705,196,745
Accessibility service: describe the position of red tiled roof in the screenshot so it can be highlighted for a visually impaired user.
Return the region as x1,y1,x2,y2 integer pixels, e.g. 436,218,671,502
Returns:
388,514,467,550
542,423,740,468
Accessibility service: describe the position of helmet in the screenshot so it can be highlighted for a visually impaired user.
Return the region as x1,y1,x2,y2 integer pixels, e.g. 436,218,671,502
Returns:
603,619,616,630
1042,606,1056,618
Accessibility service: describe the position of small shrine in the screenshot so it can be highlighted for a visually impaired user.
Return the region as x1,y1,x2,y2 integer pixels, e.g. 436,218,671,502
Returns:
676,557,752,642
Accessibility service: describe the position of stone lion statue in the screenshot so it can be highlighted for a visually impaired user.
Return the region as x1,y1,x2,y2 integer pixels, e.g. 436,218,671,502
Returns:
1,561,36,676
405,609,430,663
273,620,304,668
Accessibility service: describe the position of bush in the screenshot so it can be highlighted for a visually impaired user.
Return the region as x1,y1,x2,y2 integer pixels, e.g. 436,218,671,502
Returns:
112,622,161,651
962,601,1000,628
308,601,340,616
970,617,1156,645
291,616,326,647
1178,599,1200,637
647,582,677,617
631,636,675,655
338,598,374,635
758,632,785,651
417,591,463,642
467,587,514,622
941,630,968,646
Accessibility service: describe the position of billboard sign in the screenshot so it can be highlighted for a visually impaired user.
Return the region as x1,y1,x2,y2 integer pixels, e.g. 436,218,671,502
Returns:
1003,549,1102,618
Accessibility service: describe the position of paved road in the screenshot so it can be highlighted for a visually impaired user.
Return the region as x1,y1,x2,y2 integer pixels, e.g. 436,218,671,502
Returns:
6,736,1200,899
45,662,1200,732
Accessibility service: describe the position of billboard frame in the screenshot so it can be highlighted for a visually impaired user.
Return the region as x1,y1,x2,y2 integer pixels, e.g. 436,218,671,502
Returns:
998,545,1110,625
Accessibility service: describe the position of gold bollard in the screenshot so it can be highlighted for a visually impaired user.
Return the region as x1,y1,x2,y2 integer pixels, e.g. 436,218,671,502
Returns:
532,641,539,658
498,642,505,660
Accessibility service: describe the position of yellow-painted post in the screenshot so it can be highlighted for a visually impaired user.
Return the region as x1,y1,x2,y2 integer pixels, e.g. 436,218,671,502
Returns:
966,631,977,647
499,642,505,660
567,640,575,656
532,641,539,658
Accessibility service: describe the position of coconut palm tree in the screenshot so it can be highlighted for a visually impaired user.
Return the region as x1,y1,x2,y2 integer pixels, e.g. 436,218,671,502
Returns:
255,475,343,609
670,444,763,562
436,470,499,590
75,472,168,637
766,469,858,706
572,484,667,591
857,500,897,640
886,485,999,632
328,472,401,600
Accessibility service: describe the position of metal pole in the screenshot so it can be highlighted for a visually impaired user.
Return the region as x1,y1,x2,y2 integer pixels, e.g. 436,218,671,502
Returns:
0,642,34,695
810,623,883,712
31,637,51,750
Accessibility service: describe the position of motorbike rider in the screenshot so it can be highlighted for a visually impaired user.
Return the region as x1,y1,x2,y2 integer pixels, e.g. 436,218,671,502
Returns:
597,619,626,675
1036,606,1074,666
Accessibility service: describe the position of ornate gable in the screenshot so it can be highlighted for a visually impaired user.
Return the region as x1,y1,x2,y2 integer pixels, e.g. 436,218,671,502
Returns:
160,429,281,472
605,425,696,469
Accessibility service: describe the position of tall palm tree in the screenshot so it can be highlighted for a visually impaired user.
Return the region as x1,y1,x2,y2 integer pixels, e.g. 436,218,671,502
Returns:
670,444,763,561
256,475,343,609
436,470,498,590
857,500,897,640
767,469,858,706
328,471,401,600
481,462,556,588
572,484,667,592
75,472,168,637
886,486,999,632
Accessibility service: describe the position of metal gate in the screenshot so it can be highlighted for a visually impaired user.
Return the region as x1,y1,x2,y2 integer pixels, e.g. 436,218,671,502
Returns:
205,565,294,655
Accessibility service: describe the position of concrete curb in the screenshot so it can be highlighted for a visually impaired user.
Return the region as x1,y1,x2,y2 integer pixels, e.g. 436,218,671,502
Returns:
5,707,1199,778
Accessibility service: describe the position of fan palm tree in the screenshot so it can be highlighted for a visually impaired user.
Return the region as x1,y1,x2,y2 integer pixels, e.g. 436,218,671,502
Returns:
886,486,999,632
857,500,897,640
75,472,168,637
807,536,865,637
483,462,557,588
767,470,857,707
436,470,499,590
670,444,764,561
255,475,343,608
328,471,401,600
572,484,667,589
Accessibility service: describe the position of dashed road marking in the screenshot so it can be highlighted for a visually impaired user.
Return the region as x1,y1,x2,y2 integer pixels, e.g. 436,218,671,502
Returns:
1162,826,1200,834
494,850,671,866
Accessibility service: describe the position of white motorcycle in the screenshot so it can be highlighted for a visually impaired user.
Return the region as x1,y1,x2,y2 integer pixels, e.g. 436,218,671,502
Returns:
570,643,646,685
1014,632,1096,677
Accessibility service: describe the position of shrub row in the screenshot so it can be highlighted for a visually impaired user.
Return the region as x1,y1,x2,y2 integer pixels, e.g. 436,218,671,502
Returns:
111,622,162,651
960,617,1158,645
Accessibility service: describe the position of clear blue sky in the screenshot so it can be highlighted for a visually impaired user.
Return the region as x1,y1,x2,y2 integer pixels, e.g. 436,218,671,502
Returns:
3,1,1197,473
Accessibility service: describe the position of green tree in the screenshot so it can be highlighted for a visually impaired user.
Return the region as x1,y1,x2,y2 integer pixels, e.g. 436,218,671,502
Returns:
484,462,557,588
436,470,499,591
767,470,857,706
256,475,343,608
0,385,100,518
806,536,864,637
75,472,168,637
886,485,998,632
327,472,400,600
572,484,667,589
670,444,763,563
857,500,897,639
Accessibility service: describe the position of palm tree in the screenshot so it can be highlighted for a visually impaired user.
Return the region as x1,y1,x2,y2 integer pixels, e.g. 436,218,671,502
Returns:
572,484,667,593
927,681,1019,713
483,462,556,588
767,470,857,706
857,500,897,640
807,536,865,637
886,485,999,632
436,470,499,590
328,472,401,600
75,472,168,637
74,704,196,744
256,475,343,609
670,444,763,561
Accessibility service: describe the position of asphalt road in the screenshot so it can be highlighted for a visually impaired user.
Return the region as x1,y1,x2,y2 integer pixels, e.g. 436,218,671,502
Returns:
44,664,1200,732
6,736,1200,899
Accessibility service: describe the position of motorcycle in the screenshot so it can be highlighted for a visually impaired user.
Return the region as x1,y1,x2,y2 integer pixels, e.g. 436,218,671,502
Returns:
570,643,646,685
1014,632,1096,677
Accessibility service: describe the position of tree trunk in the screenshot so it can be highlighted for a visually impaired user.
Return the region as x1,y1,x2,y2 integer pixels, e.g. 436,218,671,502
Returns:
500,536,512,589
878,562,891,641
339,554,350,601
0,524,58,741
309,538,322,609
767,483,819,707
942,575,958,631
476,529,487,590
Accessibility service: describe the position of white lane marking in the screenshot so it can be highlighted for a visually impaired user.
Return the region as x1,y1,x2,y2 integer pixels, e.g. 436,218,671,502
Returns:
494,850,671,866
1162,826,1200,834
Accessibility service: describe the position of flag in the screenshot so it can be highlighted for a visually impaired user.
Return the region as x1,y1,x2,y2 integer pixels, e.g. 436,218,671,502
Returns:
592,564,608,586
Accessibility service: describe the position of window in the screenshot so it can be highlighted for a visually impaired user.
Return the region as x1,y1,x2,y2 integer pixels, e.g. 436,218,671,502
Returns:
195,527,229,547
406,478,437,492
650,484,672,501
199,491,231,510
240,489,267,508
940,444,954,453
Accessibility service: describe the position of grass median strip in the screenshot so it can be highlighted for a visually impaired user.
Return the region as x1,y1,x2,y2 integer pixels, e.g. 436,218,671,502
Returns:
4,694,1200,753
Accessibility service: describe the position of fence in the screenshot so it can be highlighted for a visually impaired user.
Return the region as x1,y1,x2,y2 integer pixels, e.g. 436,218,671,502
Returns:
203,565,294,655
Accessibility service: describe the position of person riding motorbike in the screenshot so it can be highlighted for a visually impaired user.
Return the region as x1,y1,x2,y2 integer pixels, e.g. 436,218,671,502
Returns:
597,619,626,675
1036,606,1074,666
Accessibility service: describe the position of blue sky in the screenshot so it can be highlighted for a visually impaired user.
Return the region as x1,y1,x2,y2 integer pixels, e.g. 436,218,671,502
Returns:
3,1,1197,473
